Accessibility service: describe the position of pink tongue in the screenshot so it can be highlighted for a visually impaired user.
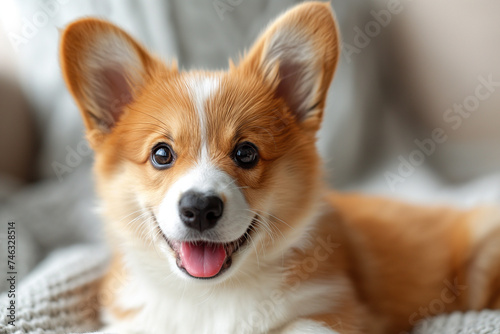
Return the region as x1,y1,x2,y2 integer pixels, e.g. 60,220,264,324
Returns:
180,242,226,278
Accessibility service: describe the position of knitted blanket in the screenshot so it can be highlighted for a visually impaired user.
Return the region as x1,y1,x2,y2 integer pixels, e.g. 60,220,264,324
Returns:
1,244,499,334
0,245,107,333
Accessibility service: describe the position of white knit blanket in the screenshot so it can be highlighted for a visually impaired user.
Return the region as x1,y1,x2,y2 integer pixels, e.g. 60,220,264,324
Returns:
1,244,499,334
0,245,108,334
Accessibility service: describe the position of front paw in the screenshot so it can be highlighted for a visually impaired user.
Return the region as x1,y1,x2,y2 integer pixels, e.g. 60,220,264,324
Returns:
273,319,340,334
100,325,142,334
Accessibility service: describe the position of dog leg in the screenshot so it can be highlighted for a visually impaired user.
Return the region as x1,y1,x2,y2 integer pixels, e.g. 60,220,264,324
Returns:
467,220,500,309
271,319,340,334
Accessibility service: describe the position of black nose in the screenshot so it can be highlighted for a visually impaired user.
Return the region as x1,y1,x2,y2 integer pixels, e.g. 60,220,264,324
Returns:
179,191,224,232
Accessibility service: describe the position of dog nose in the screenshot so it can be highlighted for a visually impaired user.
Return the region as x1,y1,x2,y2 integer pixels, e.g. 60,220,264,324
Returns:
179,191,224,232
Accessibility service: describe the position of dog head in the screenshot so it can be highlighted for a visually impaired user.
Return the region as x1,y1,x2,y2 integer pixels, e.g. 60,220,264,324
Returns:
60,2,339,282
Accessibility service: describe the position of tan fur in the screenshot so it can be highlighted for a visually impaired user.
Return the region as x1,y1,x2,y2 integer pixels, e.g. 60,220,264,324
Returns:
60,2,500,333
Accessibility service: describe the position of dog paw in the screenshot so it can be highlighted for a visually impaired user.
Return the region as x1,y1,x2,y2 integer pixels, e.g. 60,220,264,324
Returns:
273,319,340,334
100,325,142,334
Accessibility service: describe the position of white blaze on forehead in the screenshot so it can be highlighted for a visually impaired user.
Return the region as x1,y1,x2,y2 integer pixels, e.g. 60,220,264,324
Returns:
186,75,220,161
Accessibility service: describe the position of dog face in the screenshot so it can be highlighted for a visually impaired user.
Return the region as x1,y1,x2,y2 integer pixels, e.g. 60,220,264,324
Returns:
61,2,339,282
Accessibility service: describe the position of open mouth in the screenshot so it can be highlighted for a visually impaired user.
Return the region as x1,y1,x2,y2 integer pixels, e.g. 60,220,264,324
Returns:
162,218,257,280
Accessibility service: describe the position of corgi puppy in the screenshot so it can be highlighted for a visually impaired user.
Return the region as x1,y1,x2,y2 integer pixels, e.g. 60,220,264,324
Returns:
60,2,500,333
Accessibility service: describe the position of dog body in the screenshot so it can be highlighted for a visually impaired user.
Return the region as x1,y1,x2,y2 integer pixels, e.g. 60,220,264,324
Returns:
60,3,500,333
99,194,500,334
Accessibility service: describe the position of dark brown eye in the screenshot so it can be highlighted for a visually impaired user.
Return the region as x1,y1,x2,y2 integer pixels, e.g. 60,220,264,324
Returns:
151,143,175,169
233,142,259,169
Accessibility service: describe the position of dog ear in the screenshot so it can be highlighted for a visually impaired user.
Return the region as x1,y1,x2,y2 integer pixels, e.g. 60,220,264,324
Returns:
60,18,161,144
240,2,340,132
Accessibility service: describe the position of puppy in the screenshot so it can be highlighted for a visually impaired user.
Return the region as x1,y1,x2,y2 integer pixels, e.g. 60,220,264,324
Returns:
60,2,500,333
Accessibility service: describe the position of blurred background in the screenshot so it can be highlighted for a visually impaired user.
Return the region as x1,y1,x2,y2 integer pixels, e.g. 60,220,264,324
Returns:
0,0,500,288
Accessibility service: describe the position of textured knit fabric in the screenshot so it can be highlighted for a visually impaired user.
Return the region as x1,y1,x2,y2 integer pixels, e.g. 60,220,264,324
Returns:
0,244,109,334
414,311,500,334
1,244,499,333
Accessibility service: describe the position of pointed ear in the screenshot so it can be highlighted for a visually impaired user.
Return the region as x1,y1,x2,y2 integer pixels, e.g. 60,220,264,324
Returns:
240,2,340,132
60,18,160,143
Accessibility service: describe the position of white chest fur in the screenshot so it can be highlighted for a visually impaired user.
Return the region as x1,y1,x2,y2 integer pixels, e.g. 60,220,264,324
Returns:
102,257,345,334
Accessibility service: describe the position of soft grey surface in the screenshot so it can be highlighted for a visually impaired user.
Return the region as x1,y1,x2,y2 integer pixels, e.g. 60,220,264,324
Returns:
0,0,499,333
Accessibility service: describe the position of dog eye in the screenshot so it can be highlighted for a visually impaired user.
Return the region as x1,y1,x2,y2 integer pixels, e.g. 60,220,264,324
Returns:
151,143,175,169
233,142,259,169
